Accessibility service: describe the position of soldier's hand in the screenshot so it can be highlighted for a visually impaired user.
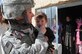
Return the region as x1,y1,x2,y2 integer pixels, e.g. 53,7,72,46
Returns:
49,48,55,54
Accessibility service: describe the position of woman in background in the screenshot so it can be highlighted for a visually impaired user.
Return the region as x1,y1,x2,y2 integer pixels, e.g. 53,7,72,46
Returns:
76,18,82,54
62,16,75,54
79,25,82,54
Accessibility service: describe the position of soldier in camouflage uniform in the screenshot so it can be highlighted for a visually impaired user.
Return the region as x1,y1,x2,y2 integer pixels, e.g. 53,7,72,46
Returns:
0,0,49,54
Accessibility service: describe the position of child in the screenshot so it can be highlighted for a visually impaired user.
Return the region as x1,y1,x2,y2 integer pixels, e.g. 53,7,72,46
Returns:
35,12,55,54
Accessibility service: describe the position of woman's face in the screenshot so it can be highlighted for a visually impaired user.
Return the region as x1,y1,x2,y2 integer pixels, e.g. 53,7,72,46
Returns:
76,19,80,23
26,8,34,23
66,17,70,22
36,18,47,28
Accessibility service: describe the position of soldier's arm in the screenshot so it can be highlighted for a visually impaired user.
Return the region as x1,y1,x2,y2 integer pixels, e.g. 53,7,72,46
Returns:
1,31,48,54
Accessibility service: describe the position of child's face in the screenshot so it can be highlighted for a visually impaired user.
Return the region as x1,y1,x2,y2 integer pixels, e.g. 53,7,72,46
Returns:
36,18,47,28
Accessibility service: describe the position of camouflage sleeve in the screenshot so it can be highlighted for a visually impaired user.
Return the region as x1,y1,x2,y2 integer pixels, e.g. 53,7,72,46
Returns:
1,31,48,54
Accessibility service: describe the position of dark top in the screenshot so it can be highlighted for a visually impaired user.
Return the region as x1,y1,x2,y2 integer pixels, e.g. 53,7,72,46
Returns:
66,24,71,33
34,27,55,49
44,27,55,43
35,27,55,43
62,21,76,37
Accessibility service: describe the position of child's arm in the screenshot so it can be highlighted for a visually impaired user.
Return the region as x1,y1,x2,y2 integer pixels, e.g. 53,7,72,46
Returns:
44,27,55,50
44,27,55,43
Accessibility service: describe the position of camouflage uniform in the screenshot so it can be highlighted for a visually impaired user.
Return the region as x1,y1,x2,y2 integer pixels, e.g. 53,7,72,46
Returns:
1,0,48,54
1,23,48,54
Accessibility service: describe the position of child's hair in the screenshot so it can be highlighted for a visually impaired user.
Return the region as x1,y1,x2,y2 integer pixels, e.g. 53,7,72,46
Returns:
35,12,48,22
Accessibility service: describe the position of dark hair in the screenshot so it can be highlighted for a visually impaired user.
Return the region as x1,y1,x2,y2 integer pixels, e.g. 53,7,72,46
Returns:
35,12,47,22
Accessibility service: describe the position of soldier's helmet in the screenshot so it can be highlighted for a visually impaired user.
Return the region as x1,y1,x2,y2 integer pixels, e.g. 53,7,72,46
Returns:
2,0,34,19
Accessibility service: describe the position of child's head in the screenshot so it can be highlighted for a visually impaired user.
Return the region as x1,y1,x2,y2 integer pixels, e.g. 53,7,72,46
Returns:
35,12,47,28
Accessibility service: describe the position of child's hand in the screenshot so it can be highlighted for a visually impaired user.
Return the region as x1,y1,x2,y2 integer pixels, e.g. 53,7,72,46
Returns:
48,47,55,54
50,48,55,54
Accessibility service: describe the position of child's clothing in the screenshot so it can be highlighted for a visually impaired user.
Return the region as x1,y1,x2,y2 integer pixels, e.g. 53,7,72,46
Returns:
36,27,55,49
44,27,55,44
35,31,48,54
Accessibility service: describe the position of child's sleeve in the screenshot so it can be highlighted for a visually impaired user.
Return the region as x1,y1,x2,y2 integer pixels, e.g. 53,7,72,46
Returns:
44,27,55,43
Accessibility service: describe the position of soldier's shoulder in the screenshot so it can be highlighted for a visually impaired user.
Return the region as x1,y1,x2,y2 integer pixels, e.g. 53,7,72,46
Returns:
1,31,12,39
1,30,16,46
